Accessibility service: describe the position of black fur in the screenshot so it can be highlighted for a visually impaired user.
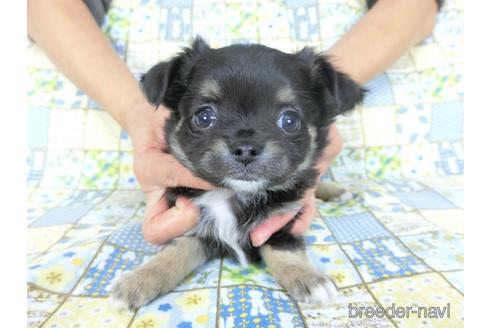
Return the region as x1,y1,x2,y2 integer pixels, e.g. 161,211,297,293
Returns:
144,37,364,263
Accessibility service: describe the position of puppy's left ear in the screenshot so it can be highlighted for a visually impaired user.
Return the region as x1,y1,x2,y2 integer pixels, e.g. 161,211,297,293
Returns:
297,47,365,115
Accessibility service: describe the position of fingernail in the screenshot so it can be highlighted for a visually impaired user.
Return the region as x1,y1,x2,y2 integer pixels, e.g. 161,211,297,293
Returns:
252,234,269,247
175,197,187,211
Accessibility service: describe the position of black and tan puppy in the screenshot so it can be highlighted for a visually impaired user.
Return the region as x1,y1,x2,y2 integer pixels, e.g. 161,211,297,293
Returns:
111,37,364,310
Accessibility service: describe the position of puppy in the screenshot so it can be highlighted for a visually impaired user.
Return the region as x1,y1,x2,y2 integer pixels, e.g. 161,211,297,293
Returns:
111,37,364,310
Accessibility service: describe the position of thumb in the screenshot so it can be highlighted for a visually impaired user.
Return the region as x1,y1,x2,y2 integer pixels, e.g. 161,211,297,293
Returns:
142,191,200,245
250,210,297,247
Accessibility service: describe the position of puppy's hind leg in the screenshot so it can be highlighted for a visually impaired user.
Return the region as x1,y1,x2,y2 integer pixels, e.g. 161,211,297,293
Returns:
110,236,207,310
260,239,337,304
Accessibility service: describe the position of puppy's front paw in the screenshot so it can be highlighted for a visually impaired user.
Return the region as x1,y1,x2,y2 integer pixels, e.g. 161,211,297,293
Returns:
280,266,338,304
110,271,162,311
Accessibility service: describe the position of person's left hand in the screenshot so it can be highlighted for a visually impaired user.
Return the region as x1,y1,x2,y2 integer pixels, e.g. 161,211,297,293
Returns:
249,124,343,246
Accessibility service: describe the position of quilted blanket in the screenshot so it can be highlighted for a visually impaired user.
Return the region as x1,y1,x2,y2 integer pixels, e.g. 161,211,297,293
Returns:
27,0,464,327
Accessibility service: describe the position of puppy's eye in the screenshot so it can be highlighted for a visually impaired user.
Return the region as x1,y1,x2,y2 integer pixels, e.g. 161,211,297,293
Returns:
277,111,300,133
193,106,217,129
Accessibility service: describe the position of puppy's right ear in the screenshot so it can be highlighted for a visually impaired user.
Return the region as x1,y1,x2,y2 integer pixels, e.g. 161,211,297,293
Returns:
140,36,210,109
140,59,181,108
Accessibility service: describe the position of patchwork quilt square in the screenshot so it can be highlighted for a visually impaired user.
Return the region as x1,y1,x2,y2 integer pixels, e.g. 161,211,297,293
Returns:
160,4,192,41
83,111,121,150
102,6,132,40
323,212,391,243
388,72,425,105
410,43,447,71
193,2,227,39
132,288,216,328
40,150,84,189
220,285,304,328
226,1,260,41
400,143,437,177
52,75,89,109
80,150,121,189
118,152,139,189
393,189,455,209
47,109,86,149
401,231,464,271
396,103,431,145
286,1,319,42
336,109,365,148
43,295,134,327
362,106,398,147
419,65,463,103
342,238,429,283
365,146,402,179
27,107,50,148
429,101,464,141
369,273,464,328
362,74,395,107
258,0,290,39
128,3,161,41
27,68,58,106
30,204,94,228
420,209,464,234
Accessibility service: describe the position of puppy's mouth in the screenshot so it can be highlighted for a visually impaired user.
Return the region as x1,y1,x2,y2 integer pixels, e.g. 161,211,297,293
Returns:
223,177,267,193
197,139,292,192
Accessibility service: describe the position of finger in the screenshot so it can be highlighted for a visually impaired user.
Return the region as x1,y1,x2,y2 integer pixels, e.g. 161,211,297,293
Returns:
315,123,342,174
290,193,317,236
143,193,200,245
250,210,297,247
136,151,214,191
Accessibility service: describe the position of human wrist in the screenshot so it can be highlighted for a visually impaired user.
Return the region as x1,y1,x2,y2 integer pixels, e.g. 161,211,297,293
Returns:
115,92,152,137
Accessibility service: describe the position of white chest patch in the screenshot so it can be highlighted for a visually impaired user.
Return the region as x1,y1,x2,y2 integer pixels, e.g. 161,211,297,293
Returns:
192,189,249,266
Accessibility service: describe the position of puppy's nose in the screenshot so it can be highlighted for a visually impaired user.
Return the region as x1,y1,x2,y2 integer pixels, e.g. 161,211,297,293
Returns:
232,143,260,166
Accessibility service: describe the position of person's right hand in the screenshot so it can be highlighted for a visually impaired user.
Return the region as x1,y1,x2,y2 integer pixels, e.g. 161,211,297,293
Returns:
125,98,213,245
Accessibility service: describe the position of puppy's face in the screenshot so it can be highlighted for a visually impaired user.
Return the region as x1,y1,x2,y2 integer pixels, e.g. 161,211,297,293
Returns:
141,38,363,192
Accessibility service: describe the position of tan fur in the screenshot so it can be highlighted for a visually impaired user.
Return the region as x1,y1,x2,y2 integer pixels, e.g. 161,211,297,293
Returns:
260,245,337,303
276,86,295,103
315,181,347,201
200,79,221,98
110,237,206,310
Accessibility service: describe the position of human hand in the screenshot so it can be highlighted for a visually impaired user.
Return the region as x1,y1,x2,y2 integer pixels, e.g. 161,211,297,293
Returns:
250,124,343,247
125,99,212,245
